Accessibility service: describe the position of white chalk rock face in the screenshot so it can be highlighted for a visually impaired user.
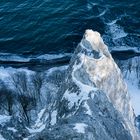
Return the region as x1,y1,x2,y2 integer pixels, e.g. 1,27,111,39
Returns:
84,30,139,138
28,30,140,140
84,29,111,58
84,30,133,121
57,30,139,140
85,29,101,47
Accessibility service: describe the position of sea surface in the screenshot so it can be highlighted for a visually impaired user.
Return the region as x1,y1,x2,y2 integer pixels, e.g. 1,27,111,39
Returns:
0,0,140,69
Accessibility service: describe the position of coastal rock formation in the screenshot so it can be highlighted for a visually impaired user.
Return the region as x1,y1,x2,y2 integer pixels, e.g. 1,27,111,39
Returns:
0,30,139,140
29,30,139,140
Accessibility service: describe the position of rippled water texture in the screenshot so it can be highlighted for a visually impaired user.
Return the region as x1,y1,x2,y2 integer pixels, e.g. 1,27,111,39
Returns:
0,0,140,56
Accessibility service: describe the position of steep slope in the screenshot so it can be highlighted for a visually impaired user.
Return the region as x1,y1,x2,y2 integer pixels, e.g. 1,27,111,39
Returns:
28,30,139,140
1,30,139,140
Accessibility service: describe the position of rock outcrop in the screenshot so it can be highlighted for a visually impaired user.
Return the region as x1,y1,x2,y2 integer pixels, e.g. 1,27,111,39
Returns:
29,30,139,140
0,30,139,140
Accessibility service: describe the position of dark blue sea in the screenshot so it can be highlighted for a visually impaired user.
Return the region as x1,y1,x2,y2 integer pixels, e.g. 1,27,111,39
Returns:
0,0,140,69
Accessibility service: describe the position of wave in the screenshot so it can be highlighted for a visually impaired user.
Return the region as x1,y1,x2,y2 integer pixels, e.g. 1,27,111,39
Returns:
36,53,71,60
1,48,139,69
108,23,128,40
106,19,118,26
0,53,71,71
0,53,71,62
0,53,30,62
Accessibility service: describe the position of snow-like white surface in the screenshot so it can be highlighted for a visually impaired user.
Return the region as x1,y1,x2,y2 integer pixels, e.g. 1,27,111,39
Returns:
27,108,48,134
27,124,46,133
84,101,92,116
109,24,128,40
124,69,140,116
63,54,97,108
7,127,17,132
85,29,101,47
46,65,68,76
50,110,57,125
83,30,110,58
73,123,87,134
0,115,11,125
0,134,6,140
111,47,139,52
63,90,83,108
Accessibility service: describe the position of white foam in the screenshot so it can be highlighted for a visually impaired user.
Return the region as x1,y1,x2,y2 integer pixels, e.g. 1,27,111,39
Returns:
27,108,49,134
87,3,92,10
0,53,71,62
46,65,68,76
34,108,46,127
106,19,118,26
87,2,97,10
120,56,140,116
0,53,30,62
0,66,35,88
63,90,82,108
37,53,71,60
32,108,48,130
108,24,128,40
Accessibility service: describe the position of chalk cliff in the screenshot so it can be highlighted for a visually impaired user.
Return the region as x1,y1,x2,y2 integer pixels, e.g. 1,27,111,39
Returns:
29,30,139,140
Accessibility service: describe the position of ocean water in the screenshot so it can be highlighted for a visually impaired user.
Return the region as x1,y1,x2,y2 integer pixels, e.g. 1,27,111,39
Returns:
0,0,139,70
0,0,140,56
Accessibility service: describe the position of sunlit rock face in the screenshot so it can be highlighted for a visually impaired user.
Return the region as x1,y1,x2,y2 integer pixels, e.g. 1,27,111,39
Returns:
82,30,134,122
51,30,139,140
